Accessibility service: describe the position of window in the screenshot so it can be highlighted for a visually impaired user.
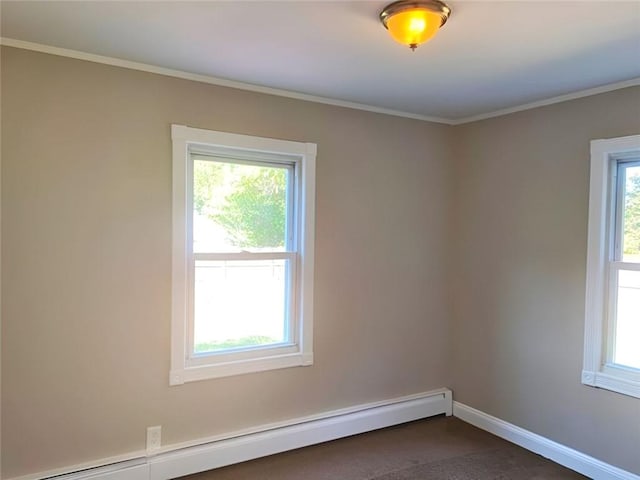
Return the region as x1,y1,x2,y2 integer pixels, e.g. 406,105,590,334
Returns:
171,125,316,384
583,134,640,398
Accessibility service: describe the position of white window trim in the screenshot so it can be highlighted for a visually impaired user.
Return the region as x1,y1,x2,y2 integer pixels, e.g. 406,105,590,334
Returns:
170,125,316,385
583,134,640,398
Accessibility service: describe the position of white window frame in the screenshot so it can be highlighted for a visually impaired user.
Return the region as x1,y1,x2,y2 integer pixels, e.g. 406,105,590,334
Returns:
583,134,640,398
170,125,316,385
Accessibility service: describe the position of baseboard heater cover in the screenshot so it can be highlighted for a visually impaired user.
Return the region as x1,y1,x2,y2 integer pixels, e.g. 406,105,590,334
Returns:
24,388,452,480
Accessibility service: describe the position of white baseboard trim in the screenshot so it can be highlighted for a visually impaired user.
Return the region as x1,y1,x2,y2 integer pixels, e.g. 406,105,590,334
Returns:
453,401,640,480
17,388,451,480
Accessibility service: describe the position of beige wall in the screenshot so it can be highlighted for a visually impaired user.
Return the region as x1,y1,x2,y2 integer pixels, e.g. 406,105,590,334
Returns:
2,45,640,479
451,87,640,474
1,47,454,478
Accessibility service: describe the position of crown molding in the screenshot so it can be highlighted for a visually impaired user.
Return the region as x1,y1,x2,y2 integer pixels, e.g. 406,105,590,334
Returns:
0,37,453,125
451,78,640,125
1,37,639,127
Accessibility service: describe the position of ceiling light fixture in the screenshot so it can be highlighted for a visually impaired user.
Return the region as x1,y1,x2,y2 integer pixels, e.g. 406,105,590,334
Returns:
380,0,451,51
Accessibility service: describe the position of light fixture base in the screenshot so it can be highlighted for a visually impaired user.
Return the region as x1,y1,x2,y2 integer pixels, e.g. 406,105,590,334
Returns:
380,0,451,29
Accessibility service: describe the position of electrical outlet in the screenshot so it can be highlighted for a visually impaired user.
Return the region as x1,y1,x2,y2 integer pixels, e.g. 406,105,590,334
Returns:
146,425,161,454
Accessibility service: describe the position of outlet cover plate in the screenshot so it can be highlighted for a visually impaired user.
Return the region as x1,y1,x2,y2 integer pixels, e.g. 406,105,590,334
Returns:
146,425,161,454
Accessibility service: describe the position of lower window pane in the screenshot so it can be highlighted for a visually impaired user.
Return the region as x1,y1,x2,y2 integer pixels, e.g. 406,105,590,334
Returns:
194,259,288,354
614,270,640,369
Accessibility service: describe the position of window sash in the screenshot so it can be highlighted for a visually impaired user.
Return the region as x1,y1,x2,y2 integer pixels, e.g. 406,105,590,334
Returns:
187,152,299,359
608,261,640,272
188,154,296,254
193,252,297,261
187,254,298,360
605,263,640,370
187,343,301,368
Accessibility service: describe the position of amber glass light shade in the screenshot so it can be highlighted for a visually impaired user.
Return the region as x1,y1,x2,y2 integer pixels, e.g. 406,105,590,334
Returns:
380,1,451,51
386,9,441,49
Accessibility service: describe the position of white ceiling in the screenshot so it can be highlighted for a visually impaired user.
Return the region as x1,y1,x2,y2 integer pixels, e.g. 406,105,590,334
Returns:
1,1,639,122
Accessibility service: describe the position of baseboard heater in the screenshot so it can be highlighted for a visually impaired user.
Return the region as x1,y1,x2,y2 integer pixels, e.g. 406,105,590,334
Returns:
34,388,452,480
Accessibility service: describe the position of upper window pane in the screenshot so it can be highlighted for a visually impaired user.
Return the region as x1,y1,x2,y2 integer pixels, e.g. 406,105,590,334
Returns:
193,158,289,253
621,164,640,263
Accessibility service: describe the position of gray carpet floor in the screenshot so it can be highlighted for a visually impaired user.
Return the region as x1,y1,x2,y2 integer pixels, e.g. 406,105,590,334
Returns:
182,416,588,479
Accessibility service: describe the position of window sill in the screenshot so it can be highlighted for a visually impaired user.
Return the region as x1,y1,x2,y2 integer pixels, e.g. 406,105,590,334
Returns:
170,351,313,385
581,368,640,399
